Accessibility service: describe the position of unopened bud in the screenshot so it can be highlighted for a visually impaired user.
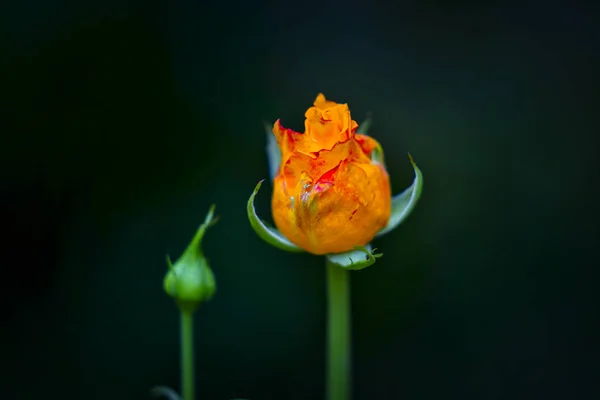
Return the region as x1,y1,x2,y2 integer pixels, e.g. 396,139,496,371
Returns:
163,205,218,313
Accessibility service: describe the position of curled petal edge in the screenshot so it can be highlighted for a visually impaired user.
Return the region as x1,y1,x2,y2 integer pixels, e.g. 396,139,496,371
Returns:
376,154,423,238
266,116,374,183
326,245,383,271
356,115,386,168
247,180,305,253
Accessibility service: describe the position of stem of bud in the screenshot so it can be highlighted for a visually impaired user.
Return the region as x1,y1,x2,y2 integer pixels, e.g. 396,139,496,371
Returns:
180,310,195,400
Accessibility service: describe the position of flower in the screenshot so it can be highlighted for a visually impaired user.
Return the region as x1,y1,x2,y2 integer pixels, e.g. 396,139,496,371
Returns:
247,93,423,270
270,94,392,255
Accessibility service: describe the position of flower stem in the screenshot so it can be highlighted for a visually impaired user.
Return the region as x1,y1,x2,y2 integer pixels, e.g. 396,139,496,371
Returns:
326,260,351,400
180,310,195,400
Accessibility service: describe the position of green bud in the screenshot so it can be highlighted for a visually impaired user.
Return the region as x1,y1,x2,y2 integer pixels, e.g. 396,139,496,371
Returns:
163,205,218,313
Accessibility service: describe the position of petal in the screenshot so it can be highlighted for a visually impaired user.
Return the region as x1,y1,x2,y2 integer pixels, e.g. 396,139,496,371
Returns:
354,115,387,168
355,133,386,167
247,180,305,253
376,154,423,237
265,121,281,182
303,94,357,151
326,244,383,270
272,119,302,163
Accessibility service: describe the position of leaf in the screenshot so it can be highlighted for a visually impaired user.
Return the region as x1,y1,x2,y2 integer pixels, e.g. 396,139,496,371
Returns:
326,245,382,271
265,121,281,182
247,180,305,253
376,154,423,237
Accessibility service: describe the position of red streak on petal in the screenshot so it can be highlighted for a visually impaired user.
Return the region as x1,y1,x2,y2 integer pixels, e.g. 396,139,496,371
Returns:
314,163,340,193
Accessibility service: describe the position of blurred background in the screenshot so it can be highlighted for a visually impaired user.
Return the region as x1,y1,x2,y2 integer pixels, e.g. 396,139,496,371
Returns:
1,0,598,399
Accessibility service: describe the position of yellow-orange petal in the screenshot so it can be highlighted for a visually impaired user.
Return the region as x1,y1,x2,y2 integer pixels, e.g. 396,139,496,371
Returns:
279,137,370,196
272,156,391,255
302,94,357,152
270,93,392,255
355,134,382,159
272,119,302,165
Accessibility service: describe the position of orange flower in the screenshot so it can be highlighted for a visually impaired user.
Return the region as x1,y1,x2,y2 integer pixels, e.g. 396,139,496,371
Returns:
271,94,392,255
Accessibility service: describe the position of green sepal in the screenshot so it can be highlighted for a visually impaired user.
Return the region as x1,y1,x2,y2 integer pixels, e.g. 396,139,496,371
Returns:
326,244,382,271
376,154,423,237
247,180,305,253
356,114,372,135
265,121,281,182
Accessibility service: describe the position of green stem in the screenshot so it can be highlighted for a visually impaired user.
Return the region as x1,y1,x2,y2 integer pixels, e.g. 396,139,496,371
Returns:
180,310,195,400
326,260,351,400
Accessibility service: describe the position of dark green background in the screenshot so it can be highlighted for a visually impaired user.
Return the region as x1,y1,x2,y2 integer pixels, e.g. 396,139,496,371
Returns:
1,1,597,399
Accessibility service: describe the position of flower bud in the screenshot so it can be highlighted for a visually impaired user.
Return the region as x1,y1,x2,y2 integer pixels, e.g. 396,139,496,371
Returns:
247,94,423,270
270,94,391,255
163,205,217,313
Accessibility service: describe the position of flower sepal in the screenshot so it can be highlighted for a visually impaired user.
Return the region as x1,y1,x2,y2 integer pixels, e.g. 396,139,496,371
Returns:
265,122,281,182
247,180,306,253
326,245,382,271
376,154,423,237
